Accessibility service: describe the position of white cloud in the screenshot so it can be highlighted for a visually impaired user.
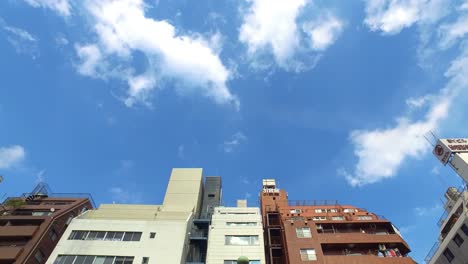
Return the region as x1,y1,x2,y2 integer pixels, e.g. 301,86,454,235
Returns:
431,166,440,175
344,48,468,186
109,187,142,203
239,0,344,70
75,0,237,109
364,0,450,34
0,145,26,169
414,203,442,216
75,44,103,77
0,20,39,58
223,132,247,153
438,15,468,49
303,14,344,51
405,94,433,108
239,0,307,67
23,0,71,16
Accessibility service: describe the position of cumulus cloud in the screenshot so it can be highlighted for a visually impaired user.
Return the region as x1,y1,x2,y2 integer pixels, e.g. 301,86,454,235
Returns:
223,132,247,153
303,13,344,51
364,0,450,34
0,145,26,169
23,0,71,16
74,0,237,108
414,203,442,216
344,43,468,186
239,0,344,70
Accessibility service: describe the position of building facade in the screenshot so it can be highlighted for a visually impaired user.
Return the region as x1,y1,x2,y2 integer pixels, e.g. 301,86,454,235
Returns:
0,183,92,264
206,200,266,264
425,186,468,264
46,168,204,264
260,179,416,264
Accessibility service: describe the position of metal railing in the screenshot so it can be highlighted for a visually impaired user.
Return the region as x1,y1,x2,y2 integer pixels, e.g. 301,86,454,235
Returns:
424,241,440,264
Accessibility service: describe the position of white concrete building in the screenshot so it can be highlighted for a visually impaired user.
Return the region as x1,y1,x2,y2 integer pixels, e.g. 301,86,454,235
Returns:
425,186,468,264
206,200,266,264
46,168,203,264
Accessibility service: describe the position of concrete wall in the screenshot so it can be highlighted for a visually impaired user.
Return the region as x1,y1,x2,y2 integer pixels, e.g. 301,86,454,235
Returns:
163,168,203,214
206,206,266,264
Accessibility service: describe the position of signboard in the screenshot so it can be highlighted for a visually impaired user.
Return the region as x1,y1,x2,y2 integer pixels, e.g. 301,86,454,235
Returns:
433,138,468,165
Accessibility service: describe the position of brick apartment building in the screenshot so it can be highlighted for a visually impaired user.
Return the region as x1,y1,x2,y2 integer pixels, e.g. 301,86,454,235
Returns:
0,183,92,264
260,179,417,264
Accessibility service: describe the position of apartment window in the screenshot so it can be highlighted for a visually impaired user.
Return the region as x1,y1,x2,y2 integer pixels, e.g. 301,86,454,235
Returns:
357,216,372,220
328,209,337,213
290,209,302,214
34,250,45,263
343,208,356,213
66,215,74,225
55,256,134,264
142,257,149,264
331,216,344,221
453,233,464,247
32,211,52,216
296,227,312,238
49,229,58,242
314,209,323,213
208,194,215,198
150,232,156,239
462,224,468,236
443,248,454,263
226,222,257,226
225,235,259,245
68,231,142,241
300,249,317,261
312,216,326,221
224,261,260,264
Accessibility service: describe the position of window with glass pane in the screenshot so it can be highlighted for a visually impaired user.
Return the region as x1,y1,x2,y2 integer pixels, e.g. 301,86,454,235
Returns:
300,249,317,261
453,233,464,247
314,209,323,213
225,235,259,245
142,257,149,264
462,224,468,236
54,256,64,264
74,256,86,264
357,216,372,220
123,232,133,241
114,256,125,264
113,232,124,241
63,256,76,264
131,232,142,241
226,222,257,226
331,216,344,220
443,248,454,262
94,256,106,264
296,227,312,238
123,257,134,264
103,257,115,264
86,231,98,240
105,232,116,240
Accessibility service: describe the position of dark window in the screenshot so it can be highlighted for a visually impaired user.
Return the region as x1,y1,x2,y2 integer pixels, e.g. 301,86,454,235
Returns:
114,257,125,264
462,224,468,236
131,232,142,241
74,256,86,264
443,248,455,263
83,256,95,264
103,257,115,264
453,233,464,247
63,256,75,264
142,257,149,264
95,232,106,240
54,256,64,264
113,232,124,241
105,232,116,240
208,194,215,198
49,229,58,242
123,232,133,241
149,232,156,239
34,250,45,264
123,257,134,264
86,231,98,240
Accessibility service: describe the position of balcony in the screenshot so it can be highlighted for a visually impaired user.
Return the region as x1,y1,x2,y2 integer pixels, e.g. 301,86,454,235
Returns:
189,230,208,240
0,246,23,261
318,233,407,247
324,255,416,264
0,226,38,237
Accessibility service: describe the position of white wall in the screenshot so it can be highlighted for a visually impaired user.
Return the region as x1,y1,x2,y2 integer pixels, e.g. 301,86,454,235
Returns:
206,207,266,264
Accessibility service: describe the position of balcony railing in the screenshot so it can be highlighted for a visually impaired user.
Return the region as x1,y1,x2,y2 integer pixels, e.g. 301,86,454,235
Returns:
424,241,440,264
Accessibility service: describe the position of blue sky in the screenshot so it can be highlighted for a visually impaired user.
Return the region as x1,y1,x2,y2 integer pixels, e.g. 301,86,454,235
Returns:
1,0,468,261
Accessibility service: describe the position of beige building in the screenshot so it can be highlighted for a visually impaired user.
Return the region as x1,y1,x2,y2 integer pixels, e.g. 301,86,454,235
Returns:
425,186,468,264
46,168,203,264
206,200,266,264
